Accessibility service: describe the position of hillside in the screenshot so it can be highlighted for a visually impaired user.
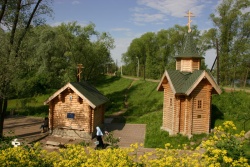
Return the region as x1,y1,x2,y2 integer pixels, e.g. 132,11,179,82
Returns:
7,75,250,150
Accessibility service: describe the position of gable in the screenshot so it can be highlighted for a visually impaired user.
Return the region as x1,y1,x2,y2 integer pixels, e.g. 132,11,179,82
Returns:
185,71,222,95
157,71,176,94
157,70,221,95
44,82,109,108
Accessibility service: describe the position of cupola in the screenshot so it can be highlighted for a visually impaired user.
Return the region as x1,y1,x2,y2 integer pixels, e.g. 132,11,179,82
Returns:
175,11,204,73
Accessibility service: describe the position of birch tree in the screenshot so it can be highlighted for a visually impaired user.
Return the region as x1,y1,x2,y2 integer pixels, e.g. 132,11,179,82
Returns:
0,0,52,138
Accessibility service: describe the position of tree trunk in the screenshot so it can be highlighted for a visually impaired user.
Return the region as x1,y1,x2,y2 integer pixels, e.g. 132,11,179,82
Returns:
0,98,7,138
0,0,8,23
143,64,145,80
15,0,42,57
243,68,249,88
10,0,21,46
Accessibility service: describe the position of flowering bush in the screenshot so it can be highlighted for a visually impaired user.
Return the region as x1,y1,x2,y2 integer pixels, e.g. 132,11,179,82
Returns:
0,121,249,166
0,142,55,167
104,131,120,149
199,121,248,166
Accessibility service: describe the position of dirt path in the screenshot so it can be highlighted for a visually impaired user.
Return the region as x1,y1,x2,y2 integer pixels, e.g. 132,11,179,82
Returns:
3,115,147,150
223,87,250,93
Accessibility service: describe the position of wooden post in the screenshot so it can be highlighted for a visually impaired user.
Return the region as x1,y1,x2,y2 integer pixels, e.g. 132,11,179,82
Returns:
216,39,220,85
77,64,83,82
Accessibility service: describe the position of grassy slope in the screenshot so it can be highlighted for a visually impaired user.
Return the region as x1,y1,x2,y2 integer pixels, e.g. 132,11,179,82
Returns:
7,76,250,151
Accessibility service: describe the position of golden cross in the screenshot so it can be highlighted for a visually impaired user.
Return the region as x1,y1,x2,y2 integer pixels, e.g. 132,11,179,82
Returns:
185,10,195,32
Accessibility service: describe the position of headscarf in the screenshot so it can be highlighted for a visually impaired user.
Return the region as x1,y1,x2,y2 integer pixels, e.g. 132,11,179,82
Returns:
96,126,103,136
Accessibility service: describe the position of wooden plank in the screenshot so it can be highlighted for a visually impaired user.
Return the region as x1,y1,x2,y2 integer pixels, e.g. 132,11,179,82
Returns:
179,98,185,133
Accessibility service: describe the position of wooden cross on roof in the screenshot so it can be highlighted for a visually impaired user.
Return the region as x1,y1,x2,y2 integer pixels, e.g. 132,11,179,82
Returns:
77,64,84,82
185,10,195,33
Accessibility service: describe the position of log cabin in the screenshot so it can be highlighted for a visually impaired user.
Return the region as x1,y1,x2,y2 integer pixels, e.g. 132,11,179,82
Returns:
157,31,221,137
44,81,109,139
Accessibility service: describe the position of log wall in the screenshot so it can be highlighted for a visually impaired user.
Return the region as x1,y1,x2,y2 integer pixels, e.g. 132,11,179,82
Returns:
176,59,201,72
161,83,174,134
48,88,105,139
190,79,212,134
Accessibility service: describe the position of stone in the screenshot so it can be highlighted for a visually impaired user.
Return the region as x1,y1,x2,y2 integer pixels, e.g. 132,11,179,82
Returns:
245,130,250,139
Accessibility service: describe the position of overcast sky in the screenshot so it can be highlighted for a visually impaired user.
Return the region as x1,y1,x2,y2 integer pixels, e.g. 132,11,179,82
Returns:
47,0,223,68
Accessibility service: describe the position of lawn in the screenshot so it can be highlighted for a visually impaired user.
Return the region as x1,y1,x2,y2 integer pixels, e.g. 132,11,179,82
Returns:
7,75,250,152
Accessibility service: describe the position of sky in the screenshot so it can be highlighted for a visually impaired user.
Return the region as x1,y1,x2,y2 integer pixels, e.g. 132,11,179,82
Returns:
47,0,222,69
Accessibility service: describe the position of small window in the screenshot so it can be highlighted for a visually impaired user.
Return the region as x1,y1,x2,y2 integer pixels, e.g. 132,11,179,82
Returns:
197,115,201,118
170,98,173,106
67,112,75,119
197,100,202,109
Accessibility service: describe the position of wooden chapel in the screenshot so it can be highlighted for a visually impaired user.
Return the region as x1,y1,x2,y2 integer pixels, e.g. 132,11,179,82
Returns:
157,11,221,137
44,64,109,139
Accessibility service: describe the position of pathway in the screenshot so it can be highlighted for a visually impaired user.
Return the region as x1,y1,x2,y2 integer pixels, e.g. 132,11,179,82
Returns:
3,116,148,151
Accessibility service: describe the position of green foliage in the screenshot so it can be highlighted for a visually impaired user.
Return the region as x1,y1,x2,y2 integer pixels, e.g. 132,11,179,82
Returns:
104,132,120,149
121,0,250,85
7,95,50,117
209,0,250,85
6,76,250,156
0,135,16,151
0,143,54,167
201,121,247,165
0,124,249,166
212,91,250,132
78,141,90,147
122,25,207,79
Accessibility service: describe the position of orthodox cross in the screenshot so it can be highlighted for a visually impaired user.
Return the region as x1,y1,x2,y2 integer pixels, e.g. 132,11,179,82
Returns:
185,10,195,33
77,64,83,82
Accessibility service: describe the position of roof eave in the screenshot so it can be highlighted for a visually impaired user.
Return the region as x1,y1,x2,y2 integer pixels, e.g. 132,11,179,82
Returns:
175,56,204,59
44,82,71,105
69,83,97,109
185,71,205,96
185,71,222,95
157,71,176,94
157,71,167,91
43,83,98,109
204,72,222,94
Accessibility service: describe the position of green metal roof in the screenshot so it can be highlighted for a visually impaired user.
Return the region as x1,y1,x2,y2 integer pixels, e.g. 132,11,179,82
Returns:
70,82,109,107
166,70,204,94
175,32,203,59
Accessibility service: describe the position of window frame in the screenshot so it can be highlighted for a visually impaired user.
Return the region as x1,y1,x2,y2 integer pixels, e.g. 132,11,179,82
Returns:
67,112,75,119
169,98,173,107
197,99,203,109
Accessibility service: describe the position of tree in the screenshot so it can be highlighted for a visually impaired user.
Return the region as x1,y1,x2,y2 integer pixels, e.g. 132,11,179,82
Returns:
209,0,250,85
122,25,206,80
55,22,114,81
0,0,52,138
12,21,115,96
122,37,144,76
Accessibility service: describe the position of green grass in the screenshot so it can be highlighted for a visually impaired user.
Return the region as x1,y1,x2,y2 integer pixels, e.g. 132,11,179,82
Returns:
94,76,133,115
124,80,163,118
8,94,50,117
212,90,250,132
6,75,250,152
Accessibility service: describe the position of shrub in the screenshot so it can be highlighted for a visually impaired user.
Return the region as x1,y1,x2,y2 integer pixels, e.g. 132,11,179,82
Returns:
0,121,248,166
104,131,120,149
199,121,248,166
